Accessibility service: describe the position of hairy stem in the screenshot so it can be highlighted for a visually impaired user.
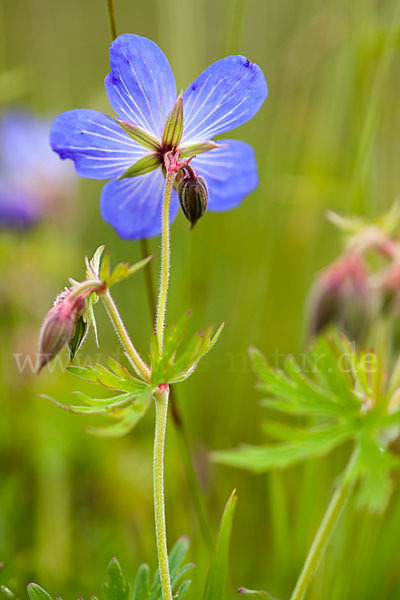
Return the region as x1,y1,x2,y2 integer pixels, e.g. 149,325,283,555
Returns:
153,386,172,600
289,450,358,600
101,289,150,381
155,170,176,354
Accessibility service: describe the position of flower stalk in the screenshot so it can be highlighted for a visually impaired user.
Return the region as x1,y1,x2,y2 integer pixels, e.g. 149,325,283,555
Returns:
153,384,172,600
289,449,358,600
101,289,150,381
155,169,177,354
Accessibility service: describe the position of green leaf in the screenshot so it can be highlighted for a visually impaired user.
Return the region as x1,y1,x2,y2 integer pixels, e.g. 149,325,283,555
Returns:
1,587,20,600
354,434,400,513
149,537,193,600
86,389,153,438
100,251,111,282
132,564,150,600
213,425,352,472
102,558,130,600
107,255,153,287
67,363,146,393
86,245,105,279
118,154,160,180
27,585,53,600
238,588,277,599
203,490,237,600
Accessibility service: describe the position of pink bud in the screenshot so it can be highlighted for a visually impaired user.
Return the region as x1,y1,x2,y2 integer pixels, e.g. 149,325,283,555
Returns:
308,253,370,339
37,286,90,374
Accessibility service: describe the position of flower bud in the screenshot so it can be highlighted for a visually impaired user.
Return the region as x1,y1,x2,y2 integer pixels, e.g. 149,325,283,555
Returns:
37,288,87,373
307,253,371,341
178,170,208,229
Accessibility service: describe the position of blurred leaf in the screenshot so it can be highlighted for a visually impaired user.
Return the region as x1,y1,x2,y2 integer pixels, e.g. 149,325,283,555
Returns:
1,587,20,600
238,589,277,599
107,256,153,288
212,424,352,472
132,565,150,600
203,489,237,600
131,538,193,600
27,585,53,600
102,559,130,600
354,434,400,513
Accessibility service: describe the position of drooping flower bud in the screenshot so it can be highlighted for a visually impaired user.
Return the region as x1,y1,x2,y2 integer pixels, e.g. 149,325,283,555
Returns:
178,167,208,229
307,253,371,341
37,281,101,373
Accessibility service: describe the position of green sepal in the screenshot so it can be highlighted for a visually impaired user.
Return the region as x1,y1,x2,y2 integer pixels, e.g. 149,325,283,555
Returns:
102,558,131,600
179,141,220,159
113,118,160,151
68,315,88,361
203,490,237,600
161,93,183,149
118,154,160,180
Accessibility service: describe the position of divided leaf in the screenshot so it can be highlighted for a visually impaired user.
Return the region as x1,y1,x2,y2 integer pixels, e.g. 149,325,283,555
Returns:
150,312,224,386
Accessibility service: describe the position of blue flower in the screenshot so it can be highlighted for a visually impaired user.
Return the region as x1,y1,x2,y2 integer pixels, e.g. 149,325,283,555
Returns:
50,34,268,240
0,111,75,228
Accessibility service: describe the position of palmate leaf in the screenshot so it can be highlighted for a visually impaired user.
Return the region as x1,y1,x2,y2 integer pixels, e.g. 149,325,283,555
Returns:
213,424,353,472
86,389,153,438
150,312,224,386
132,537,193,600
43,358,154,437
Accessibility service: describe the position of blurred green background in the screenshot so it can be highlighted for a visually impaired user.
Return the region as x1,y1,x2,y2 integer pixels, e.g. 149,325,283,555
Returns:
1,0,400,598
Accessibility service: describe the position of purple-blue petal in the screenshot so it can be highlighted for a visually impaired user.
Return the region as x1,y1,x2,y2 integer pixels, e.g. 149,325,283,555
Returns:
0,183,40,229
105,34,176,139
50,109,146,180
182,56,267,143
100,169,179,240
1,111,72,183
191,140,258,211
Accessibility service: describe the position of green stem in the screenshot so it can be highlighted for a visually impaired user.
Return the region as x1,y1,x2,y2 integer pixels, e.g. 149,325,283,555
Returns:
289,450,358,600
105,0,118,40
101,289,151,382
155,170,176,354
153,386,172,600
